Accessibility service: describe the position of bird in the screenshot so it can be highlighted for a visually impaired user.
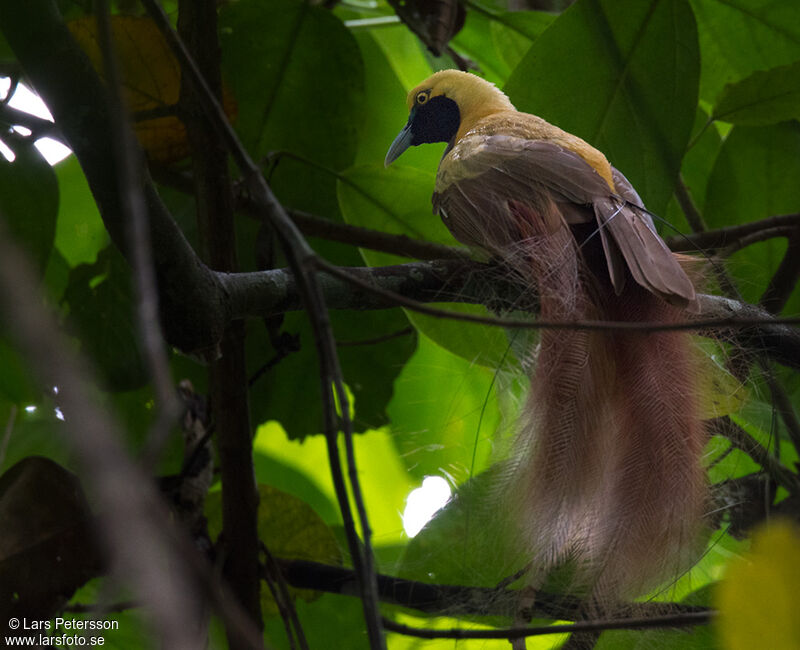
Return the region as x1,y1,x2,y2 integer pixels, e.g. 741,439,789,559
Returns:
385,70,708,611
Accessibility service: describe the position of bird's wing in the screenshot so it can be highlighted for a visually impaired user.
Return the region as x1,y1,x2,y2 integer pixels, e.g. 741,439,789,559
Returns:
434,134,697,310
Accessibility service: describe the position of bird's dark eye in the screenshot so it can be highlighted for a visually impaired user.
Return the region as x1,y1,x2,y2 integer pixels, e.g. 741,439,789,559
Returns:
416,91,431,105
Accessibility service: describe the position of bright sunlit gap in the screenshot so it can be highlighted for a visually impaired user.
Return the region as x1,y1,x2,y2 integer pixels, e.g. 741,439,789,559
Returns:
402,475,452,538
1,78,72,165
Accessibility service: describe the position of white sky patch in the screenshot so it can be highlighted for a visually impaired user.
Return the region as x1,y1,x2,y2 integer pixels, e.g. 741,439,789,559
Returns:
54,407,65,421
2,78,72,165
402,475,452,538
24,405,37,413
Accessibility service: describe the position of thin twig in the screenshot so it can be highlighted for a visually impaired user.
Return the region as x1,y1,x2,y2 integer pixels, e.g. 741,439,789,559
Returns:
674,176,706,233
139,3,385,647
337,326,414,347
262,546,309,650
0,404,17,467
712,417,800,494
666,213,800,252
277,558,708,620
760,230,800,315
261,559,298,650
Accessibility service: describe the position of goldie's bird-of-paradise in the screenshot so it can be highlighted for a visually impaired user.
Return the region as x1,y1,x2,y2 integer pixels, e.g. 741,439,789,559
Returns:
386,70,707,609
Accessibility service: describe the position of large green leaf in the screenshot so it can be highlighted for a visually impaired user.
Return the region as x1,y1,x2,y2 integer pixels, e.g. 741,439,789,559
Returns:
690,0,800,104
397,463,522,588
489,10,556,76
0,341,39,405
247,306,415,440
220,0,363,170
52,156,107,268
505,0,700,215
352,30,419,168
62,247,147,391
206,484,342,616
0,139,57,274
369,23,433,95
450,10,515,84
220,0,364,252
716,521,800,650
704,122,800,310
712,60,800,126
253,423,414,547
387,333,507,484
265,593,371,650
0,401,70,477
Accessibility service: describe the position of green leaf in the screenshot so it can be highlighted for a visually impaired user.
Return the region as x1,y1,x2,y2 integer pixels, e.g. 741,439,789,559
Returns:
248,306,414,440
54,156,109,267
253,451,340,525
490,10,556,74
397,463,522,588
703,122,800,309
369,23,433,95
220,0,363,171
265,593,371,650
690,0,800,104
450,10,514,84
253,423,414,548
0,402,70,476
504,0,700,215
352,31,421,168
716,521,800,650
0,138,58,274
336,309,417,431
0,341,38,405
62,247,147,391
712,60,800,126
67,579,159,649
387,334,505,483
206,484,342,616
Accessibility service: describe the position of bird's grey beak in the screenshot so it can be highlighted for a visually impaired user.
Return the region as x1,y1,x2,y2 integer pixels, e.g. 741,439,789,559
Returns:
384,120,414,167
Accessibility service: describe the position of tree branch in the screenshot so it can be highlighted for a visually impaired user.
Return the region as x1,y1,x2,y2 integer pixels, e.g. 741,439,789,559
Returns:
277,559,708,621
218,260,800,370
665,213,800,252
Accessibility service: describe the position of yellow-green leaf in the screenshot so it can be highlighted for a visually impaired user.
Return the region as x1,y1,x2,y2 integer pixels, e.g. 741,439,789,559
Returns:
206,484,342,617
716,520,800,650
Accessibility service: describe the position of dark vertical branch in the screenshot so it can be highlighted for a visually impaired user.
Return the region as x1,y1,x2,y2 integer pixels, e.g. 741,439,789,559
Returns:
176,0,262,643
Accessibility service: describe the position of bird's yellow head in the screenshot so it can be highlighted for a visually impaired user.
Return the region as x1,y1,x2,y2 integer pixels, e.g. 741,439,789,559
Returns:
384,70,515,166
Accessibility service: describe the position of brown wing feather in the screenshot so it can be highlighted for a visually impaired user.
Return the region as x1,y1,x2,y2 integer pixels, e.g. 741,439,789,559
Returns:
435,134,697,310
